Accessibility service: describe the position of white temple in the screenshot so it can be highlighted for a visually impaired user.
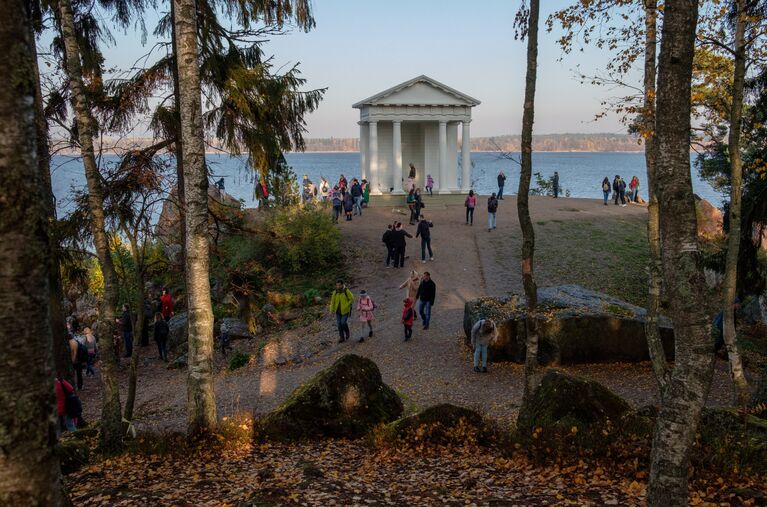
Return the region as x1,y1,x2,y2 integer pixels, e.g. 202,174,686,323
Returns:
353,75,480,195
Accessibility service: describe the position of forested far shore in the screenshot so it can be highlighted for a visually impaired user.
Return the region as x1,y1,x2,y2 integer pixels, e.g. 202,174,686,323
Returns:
52,133,647,154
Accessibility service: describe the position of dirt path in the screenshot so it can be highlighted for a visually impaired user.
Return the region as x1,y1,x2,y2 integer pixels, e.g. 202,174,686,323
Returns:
80,196,738,431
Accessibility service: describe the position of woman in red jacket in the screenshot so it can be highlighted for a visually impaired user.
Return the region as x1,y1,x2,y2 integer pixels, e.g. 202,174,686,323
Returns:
402,298,415,342
160,288,174,321
55,377,77,432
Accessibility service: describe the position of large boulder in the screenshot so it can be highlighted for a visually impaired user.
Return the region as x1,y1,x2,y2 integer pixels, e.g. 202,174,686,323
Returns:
219,317,255,340
463,285,675,365
55,438,90,474
167,312,188,351
255,354,403,440
695,196,724,240
516,370,631,445
381,404,484,446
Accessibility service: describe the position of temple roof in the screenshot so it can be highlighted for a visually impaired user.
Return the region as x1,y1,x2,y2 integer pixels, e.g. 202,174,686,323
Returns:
352,75,480,108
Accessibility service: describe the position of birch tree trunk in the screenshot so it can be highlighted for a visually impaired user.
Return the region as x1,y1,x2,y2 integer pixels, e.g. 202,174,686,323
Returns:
516,0,543,403
173,0,218,436
57,0,123,453
722,0,750,406
648,1,716,504
643,0,669,397
0,2,66,503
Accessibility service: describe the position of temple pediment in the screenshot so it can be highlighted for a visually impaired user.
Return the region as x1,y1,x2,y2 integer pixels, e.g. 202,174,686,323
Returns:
353,75,480,108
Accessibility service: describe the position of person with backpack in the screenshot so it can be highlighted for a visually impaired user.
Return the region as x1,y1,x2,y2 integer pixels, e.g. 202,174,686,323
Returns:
83,327,97,376
402,298,415,342
319,177,330,204
55,377,80,432
471,318,498,373
356,290,376,342
465,190,477,225
331,186,343,223
406,188,417,225
153,312,170,362
69,334,87,389
342,187,354,221
601,177,611,205
329,279,354,343
487,192,499,231
415,271,436,330
497,170,506,199
415,214,434,262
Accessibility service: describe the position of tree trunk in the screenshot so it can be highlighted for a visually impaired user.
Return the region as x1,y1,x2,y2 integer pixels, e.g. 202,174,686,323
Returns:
57,0,123,453
173,0,217,436
643,0,669,398
0,2,66,504
32,38,72,385
516,0,543,403
722,0,750,407
123,234,144,423
171,0,187,269
647,1,716,504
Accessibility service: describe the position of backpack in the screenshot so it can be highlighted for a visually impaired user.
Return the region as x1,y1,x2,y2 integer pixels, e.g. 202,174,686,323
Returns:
488,198,498,213
76,340,89,365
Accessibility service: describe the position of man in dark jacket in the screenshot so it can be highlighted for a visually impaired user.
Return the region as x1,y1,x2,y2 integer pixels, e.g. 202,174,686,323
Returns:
613,175,625,206
153,312,170,361
382,223,395,266
350,178,363,216
487,192,499,231
120,303,133,358
390,222,413,268
415,214,434,262
497,171,507,199
552,172,560,198
415,271,436,330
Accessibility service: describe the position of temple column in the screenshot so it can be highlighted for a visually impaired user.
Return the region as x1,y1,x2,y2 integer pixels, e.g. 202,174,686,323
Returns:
438,120,448,193
359,121,368,181
392,120,403,194
369,120,380,194
461,121,471,191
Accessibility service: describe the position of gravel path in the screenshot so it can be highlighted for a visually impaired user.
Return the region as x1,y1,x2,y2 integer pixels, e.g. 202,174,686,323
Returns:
80,196,739,431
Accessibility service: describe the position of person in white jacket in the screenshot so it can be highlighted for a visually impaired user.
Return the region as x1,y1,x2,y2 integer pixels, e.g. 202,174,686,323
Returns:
471,319,497,373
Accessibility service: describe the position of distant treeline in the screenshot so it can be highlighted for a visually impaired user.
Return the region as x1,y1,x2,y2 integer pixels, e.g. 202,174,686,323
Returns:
302,133,642,153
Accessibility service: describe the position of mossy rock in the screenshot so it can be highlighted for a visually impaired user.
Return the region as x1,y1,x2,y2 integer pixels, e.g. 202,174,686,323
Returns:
381,404,484,445
695,408,767,474
55,438,90,474
255,354,403,440
517,369,631,446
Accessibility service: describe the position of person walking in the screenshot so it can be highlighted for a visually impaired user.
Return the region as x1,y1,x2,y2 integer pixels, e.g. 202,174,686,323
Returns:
351,178,363,215
342,188,354,221
160,287,174,321
553,172,560,198
497,170,506,199
329,280,354,343
356,290,376,342
425,174,434,196
471,318,498,373
630,175,640,202
406,188,417,225
331,185,343,223
415,271,436,330
83,327,97,376
464,190,477,225
391,222,413,268
69,334,86,390
153,312,170,361
55,377,78,432
415,214,434,262
601,177,611,205
399,270,420,303
402,298,415,342
120,303,133,358
487,192,499,231
414,188,424,221
613,175,625,206
382,223,395,267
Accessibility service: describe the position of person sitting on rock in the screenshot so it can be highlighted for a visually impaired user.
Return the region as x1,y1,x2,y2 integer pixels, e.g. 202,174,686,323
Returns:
471,318,497,373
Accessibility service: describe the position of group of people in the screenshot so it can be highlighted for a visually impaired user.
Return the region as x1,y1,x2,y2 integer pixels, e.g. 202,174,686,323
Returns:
602,175,641,206
464,189,501,232
299,174,372,223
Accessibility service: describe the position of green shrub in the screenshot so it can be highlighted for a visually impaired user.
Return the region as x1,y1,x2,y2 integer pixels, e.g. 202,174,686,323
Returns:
265,208,341,274
228,351,251,371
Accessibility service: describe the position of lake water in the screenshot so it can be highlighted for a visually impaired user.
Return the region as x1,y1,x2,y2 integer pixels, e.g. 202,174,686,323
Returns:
51,151,721,215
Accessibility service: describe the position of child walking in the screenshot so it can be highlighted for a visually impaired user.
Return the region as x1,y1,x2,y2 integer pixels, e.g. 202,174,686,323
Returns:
402,298,415,341
356,290,376,343
425,174,434,196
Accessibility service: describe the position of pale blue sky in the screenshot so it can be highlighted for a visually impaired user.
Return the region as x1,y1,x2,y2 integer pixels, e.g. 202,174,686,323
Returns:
77,0,640,138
